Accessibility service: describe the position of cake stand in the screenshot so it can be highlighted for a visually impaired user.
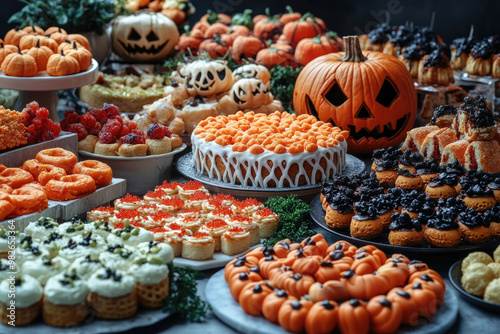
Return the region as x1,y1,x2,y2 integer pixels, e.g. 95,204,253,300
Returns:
0,59,99,121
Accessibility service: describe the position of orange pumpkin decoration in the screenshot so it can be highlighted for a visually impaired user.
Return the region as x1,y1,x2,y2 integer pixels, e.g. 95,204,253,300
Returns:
66,42,92,71
4,27,28,47
148,0,164,12
177,26,204,52
308,280,349,303
324,250,354,273
46,32,67,45
295,35,337,66
283,273,315,298
47,50,80,76
367,296,404,334
272,239,292,258
408,260,429,275
19,35,43,51
24,40,54,71
238,281,273,315
246,245,276,261
220,25,250,47
282,12,323,46
291,254,323,276
277,299,313,333
408,271,446,305
224,256,256,282
275,34,291,46
378,260,410,287
305,300,339,334
67,34,91,51
228,271,262,301
386,288,419,325
199,35,229,59
258,255,282,278
200,10,231,25
268,266,294,289
203,22,230,39
1,48,38,76
351,253,381,275
326,240,358,257
57,39,78,53
280,6,302,24
314,261,341,283
22,25,44,36
387,253,411,265
338,299,370,334
0,43,18,67
300,234,328,256
253,9,284,41
404,282,438,317
262,289,296,323
232,35,266,64
356,245,387,265
45,27,68,35
293,35,418,154
192,21,210,33
342,270,393,300
161,8,186,26
256,44,297,69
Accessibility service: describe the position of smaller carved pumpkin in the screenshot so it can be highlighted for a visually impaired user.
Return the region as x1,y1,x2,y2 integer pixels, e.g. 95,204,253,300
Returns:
22,25,44,36
282,13,324,46
66,42,93,71
238,281,273,315
1,48,37,76
404,282,438,317
277,299,313,333
183,59,233,97
314,261,341,283
231,35,265,64
47,50,80,76
386,288,419,325
23,40,54,71
283,273,315,298
218,78,273,114
233,64,271,87
305,300,339,334
262,289,296,323
0,43,18,67
228,271,262,301
308,280,349,303
338,299,370,334
44,27,68,35
367,296,404,334
4,27,28,47
326,240,358,258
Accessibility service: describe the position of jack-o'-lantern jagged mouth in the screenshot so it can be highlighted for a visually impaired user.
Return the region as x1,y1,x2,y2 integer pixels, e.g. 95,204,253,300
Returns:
118,39,169,55
347,113,409,142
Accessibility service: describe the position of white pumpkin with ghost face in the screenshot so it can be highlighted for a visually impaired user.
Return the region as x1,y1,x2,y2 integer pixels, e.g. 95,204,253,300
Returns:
233,64,271,88
112,12,179,62
184,59,233,97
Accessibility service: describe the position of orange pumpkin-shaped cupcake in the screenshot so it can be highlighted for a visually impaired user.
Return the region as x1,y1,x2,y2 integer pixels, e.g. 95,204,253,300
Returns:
1,48,38,76
305,300,339,334
338,299,370,334
224,256,255,282
0,43,18,67
314,261,341,283
386,288,419,326
377,260,410,287
308,280,349,303
324,250,354,274
351,252,381,275
238,281,273,315
259,255,283,278
67,34,91,51
342,270,392,301
408,260,429,275
262,289,296,323
282,247,314,267
284,273,315,298
268,266,294,289
36,36,58,53
19,34,42,50
273,239,293,258
408,268,444,286
326,240,358,257
4,27,28,46
23,40,54,71
409,271,445,305
367,295,403,334
404,282,438,317
228,272,262,301
246,245,276,262
47,31,67,45
277,299,313,333
22,25,44,36
292,255,323,276
300,234,328,256
356,245,387,266
47,49,80,76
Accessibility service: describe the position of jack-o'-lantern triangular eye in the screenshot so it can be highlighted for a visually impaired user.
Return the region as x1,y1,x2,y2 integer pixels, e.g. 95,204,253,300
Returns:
324,81,348,107
146,31,159,42
376,78,399,108
217,69,226,80
305,94,319,118
128,28,141,41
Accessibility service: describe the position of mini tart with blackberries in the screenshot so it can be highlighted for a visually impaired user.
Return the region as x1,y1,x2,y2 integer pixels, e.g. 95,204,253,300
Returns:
437,197,467,217
401,190,434,220
365,24,390,51
484,205,500,237
388,212,424,247
373,194,397,230
464,105,497,142
488,177,500,202
466,40,494,76
458,208,491,243
350,201,383,240
415,159,442,185
425,172,460,200
429,105,458,128
418,49,454,85
399,43,427,79
424,208,462,247
395,168,424,191
398,150,424,174
441,159,467,178
371,148,401,187
460,184,496,212
320,176,356,209
325,193,355,229
450,37,476,70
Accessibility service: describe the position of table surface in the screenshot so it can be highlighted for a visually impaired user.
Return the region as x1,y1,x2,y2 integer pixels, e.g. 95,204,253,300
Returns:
134,153,500,334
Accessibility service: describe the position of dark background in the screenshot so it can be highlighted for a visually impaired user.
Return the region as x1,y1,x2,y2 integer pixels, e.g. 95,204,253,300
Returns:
1,0,498,43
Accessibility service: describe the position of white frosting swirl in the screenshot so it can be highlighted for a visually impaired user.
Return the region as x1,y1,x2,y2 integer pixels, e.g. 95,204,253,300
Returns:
107,228,154,247
0,258,15,282
99,245,138,271
68,256,103,280
87,268,135,298
128,262,168,285
21,256,70,285
44,272,88,305
24,218,59,241
0,274,42,308
137,241,174,264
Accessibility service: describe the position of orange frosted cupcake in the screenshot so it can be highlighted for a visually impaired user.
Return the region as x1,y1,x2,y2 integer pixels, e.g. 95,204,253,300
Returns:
182,231,215,261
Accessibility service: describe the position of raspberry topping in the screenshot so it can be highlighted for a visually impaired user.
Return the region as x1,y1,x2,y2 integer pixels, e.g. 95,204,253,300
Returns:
102,119,122,136
204,219,228,229
98,131,117,144
146,123,165,139
80,113,97,132
67,123,88,141
103,103,120,118
64,110,80,124
119,194,141,203
120,133,146,145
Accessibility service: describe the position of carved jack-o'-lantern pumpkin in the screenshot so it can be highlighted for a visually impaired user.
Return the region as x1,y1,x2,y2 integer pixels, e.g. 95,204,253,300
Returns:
112,12,179,62
294,36,417,154
233,64,271,88
230,78,272,109
182,59,233,97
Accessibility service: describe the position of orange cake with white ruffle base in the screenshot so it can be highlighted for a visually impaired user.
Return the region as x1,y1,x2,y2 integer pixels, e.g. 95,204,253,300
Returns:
191,111,349,187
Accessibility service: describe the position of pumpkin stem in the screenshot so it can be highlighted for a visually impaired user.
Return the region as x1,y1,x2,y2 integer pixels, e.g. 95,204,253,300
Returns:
17,47,22,55
300,12,316,22
60,49,65,56
312,35,322,44
183,25,191,36
339,36,367,62
206,10,220,25
213,34,223,44
325,31,338,40
35,39,40,48
64,38,71,44
72,41,78,49
265,8,272,18
285,5,294,14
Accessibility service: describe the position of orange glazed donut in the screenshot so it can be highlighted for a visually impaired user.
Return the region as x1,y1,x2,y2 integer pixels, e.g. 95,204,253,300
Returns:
45,174,96,201
72,160,113,188
0,200,15,220
0,168,34,189
6,187,48,217
36,148,78,173
38,166,67,186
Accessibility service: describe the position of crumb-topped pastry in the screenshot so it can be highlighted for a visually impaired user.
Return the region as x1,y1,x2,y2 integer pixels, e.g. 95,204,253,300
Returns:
430,105,457,128
424,208,462,247
389,212,424,246
418,49,454,85
400,43,428,79
350,201,383,240
466,40,495,76
192,111,348,187
425,172,460,200
450,37,476,70
458,208,491,243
